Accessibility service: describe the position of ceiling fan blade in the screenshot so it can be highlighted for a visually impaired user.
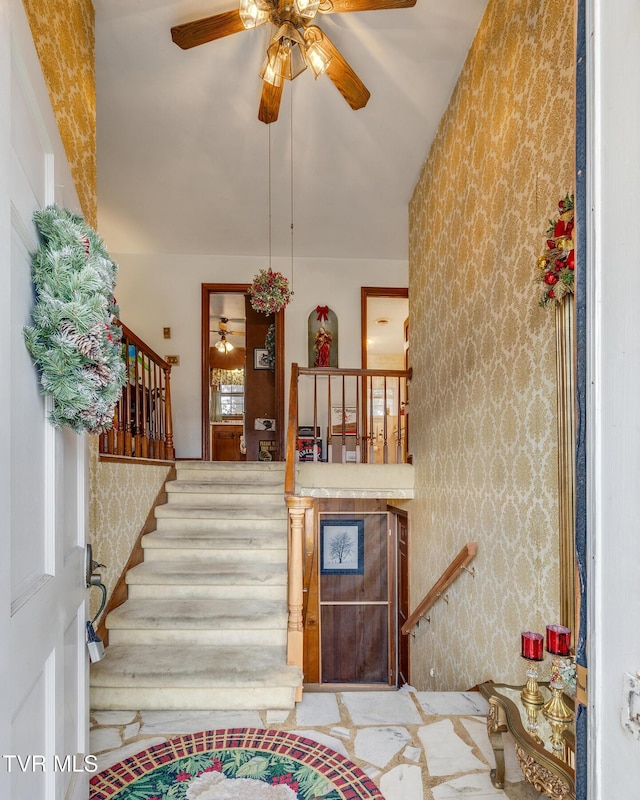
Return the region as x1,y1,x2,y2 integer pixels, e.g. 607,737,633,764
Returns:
320,0,416,12
310,28,370,110
258,80,284,124
171,10,246,50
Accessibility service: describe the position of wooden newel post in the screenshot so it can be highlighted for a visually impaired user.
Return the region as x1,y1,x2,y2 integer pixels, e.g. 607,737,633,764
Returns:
286,497,308,701
164,366,174,460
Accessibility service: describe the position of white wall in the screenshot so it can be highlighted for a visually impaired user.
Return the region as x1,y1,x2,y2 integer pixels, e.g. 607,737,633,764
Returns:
113,253,407,458
587,0,640,796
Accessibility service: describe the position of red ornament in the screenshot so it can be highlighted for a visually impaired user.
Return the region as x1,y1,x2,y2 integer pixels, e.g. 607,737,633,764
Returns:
544,273,559,285
548,290,556,299
567,250,575,270
554,220,566,237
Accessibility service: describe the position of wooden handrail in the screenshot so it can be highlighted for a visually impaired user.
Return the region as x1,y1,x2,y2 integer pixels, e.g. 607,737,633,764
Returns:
298,366,412,380
401,542,477,635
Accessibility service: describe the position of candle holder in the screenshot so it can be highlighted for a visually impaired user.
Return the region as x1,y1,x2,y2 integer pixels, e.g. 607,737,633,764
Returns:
520,631,545,706
521,660,545,706
543,676,573,725
542,626,574,725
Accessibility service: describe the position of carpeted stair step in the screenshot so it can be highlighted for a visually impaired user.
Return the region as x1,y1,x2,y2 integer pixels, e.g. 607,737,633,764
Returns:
90,644,301,711
141,529,287,563
165,487,285,508
126,561,287,601
174,462,286,484
155,503,287,521
106,597,288,646
166,480,286,496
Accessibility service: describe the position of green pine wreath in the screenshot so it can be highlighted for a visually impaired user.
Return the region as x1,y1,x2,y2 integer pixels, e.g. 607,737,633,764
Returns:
23,205,126,433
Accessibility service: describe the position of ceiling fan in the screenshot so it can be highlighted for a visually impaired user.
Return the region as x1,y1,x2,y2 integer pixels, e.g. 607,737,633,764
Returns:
171,0,417,123
211,317,245,353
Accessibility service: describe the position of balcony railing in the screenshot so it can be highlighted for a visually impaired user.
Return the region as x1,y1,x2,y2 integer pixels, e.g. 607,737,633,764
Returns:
98,323,174,461
285,363,411,492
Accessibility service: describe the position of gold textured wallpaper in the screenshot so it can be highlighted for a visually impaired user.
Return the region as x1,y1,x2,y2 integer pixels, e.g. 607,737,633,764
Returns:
88,441,171,621
22,0,96,226
408,0,575,688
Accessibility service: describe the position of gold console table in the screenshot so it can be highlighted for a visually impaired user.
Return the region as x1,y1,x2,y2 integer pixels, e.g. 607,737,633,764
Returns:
478,681,575,800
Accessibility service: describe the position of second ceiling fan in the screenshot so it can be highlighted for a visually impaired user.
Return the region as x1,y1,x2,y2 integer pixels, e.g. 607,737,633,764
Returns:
171,0,416,124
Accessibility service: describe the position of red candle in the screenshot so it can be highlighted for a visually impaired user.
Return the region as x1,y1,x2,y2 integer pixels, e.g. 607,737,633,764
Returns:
546,624,571,656
521,631,544,661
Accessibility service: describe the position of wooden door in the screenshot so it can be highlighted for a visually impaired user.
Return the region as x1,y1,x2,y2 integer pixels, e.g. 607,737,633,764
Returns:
319,512,393,684
243,298,285,461
1,4,90,797
211,426,245,461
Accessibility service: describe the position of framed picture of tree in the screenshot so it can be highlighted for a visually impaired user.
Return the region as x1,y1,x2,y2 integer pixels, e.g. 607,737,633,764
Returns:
320,519,364,575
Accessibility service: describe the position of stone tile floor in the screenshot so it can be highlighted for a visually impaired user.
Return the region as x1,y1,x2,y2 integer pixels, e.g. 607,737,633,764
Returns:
91,688,547,799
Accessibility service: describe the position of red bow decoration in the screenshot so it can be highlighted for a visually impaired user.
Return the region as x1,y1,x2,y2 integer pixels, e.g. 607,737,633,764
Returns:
316,305,329,322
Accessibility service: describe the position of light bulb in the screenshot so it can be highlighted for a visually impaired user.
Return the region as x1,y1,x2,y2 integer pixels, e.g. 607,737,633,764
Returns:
294,0,321,20
305,41,331,78
239,0,270,29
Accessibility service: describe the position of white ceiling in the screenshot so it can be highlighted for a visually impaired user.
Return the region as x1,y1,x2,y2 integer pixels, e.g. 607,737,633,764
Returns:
94,0,488,261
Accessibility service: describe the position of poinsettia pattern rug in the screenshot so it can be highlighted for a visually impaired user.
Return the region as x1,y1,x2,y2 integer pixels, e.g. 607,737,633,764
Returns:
90,728,385,800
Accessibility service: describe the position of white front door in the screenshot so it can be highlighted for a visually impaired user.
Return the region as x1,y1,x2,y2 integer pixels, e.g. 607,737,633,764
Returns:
1,2,90,798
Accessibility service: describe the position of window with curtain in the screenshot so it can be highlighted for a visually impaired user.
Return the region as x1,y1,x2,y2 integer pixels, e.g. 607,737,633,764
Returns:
210,368,245,421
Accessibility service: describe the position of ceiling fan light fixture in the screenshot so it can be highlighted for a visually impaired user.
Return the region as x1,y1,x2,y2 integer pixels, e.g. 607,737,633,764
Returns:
239,0,270,30
293,0,321,21
304,40,331,78
260,36,307,85
260,41,286,86
215,335,234,353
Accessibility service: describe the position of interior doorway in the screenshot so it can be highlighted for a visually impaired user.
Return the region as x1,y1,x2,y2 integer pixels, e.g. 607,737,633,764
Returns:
318,510,396,685
361,287,409,463
201,284,285,462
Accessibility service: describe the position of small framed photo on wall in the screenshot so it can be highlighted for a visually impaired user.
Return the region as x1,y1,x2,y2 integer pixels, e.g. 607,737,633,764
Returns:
254,348,270,370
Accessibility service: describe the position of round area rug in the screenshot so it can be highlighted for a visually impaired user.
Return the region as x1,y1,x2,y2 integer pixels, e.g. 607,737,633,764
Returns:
90,728,385,800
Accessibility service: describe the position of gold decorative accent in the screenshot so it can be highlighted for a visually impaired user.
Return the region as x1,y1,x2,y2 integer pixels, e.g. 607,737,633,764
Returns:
556,293,576,632
549,717,571,753
522,698,545,745
487,701,499,733
543,683,573,724
515,743,574,800
521,665,545,706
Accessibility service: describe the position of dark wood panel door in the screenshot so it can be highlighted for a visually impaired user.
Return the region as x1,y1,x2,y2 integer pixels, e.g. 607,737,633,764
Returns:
319,512,391,685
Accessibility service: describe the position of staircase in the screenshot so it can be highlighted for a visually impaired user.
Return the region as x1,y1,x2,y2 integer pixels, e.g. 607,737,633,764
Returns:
90,461,302,711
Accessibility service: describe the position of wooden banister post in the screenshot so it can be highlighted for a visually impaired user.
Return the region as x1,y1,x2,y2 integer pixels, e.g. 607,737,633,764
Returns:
286,496,311,702
164,366,174,460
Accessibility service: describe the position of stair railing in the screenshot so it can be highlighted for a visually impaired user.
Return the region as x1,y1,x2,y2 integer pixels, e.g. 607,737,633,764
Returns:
402,543,478,636
99,322,174,461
